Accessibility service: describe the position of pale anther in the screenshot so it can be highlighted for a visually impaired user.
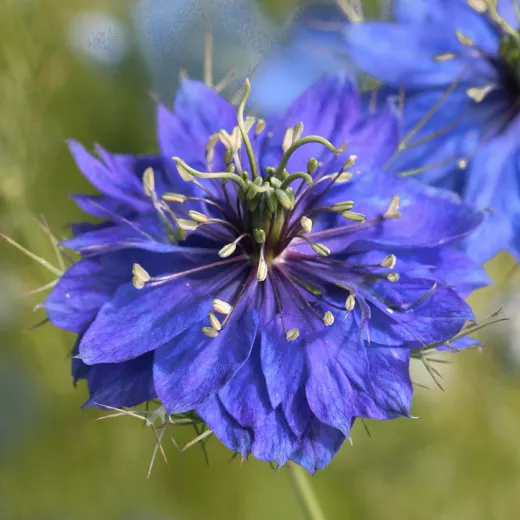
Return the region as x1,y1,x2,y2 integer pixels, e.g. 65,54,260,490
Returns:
202,327,219,338
342,211,366,222
208,311,222,331
300,216,313,233
188,210,209,223
387,272,400,283
286,328,300,342
142,167,155,197
456,29,474,47
162,192,186,203
345,294,356,312
310,241,331,257
384,195,401,219
212,299,233,315
132,263,151,290
177,219,199,231
323,311,335,326
381,254,397,269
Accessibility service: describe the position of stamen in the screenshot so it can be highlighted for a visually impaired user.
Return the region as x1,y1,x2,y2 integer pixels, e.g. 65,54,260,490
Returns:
455,29,475,47
177,219,199,231
345,294,356,312
282,127,295,152
300,216,313,233
381,254,397,269
387,272,400,283
286,328,300,341
142,167,155,197
468,0,487,13
466,84,496,102
255,119,266,136
202,327,219,338
434,52,457,62
132,263,151,290
257,256,268,282
162,193,187,203
206,133,219,165
331,201,355,212
305,239,330,257
485,0,520,37
323,311,335,326
188,210,210,223
208,311,222,331
383,196,401,219
342,211,366,222
212,299,233,315
218,233,248,258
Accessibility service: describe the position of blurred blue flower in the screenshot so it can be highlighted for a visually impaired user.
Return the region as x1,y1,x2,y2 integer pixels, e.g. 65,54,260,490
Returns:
133,0,277,101
44,75,486,472
248,2,358,114
67,10,129,65
346,0,520,263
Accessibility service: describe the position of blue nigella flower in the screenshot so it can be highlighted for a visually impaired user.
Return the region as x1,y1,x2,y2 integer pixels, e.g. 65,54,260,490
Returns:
44,74,487,472
346,0,520,263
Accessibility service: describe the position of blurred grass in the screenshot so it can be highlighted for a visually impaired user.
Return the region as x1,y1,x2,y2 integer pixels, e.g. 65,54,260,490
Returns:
1,1,519,519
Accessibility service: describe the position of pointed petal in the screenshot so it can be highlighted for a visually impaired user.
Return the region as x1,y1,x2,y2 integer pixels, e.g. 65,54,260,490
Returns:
196,395,252,458
85,352,155,408
153,300,259,413
79,262,246,364
219,351,298,466
290,418,345,474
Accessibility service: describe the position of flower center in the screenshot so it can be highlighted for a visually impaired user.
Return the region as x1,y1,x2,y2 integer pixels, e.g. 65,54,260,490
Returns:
499,32,520,98
167,79,365,282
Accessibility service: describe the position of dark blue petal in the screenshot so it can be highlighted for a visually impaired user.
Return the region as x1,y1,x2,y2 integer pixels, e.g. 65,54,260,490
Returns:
260,315,310,438
79,262,246,364
462,116,520,262
85,352,155,408
219,351,298,467
196,394,252,458
68,140,146,206
302,173,484,255
346,19,497,88
261,74,360,174
153,301,258,413
290,418,345,474
45,248,189,333
249,3,357,115
304,314,375,436
394,247,491,297
158,79,236,173
365,347,413,418
61,213,179,254
71,194,137,219
364,279,474,348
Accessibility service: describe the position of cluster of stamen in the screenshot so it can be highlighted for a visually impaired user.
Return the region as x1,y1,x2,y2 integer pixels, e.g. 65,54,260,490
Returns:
434,1,520,105
129,79,404,341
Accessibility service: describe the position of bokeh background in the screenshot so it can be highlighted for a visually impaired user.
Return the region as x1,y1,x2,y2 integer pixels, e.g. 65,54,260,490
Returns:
1,0,519,518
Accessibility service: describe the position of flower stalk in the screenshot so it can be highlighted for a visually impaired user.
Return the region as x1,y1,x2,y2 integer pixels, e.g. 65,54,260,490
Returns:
288,462,327,520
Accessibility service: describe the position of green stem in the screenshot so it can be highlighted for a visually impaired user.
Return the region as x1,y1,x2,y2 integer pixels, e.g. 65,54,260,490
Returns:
288,462,326,520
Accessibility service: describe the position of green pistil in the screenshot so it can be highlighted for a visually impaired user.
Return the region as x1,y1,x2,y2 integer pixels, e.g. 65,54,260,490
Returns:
168,79,363,273
500,32,520,83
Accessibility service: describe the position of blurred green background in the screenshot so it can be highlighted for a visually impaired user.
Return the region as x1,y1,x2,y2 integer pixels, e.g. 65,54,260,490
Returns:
1,0,519,519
